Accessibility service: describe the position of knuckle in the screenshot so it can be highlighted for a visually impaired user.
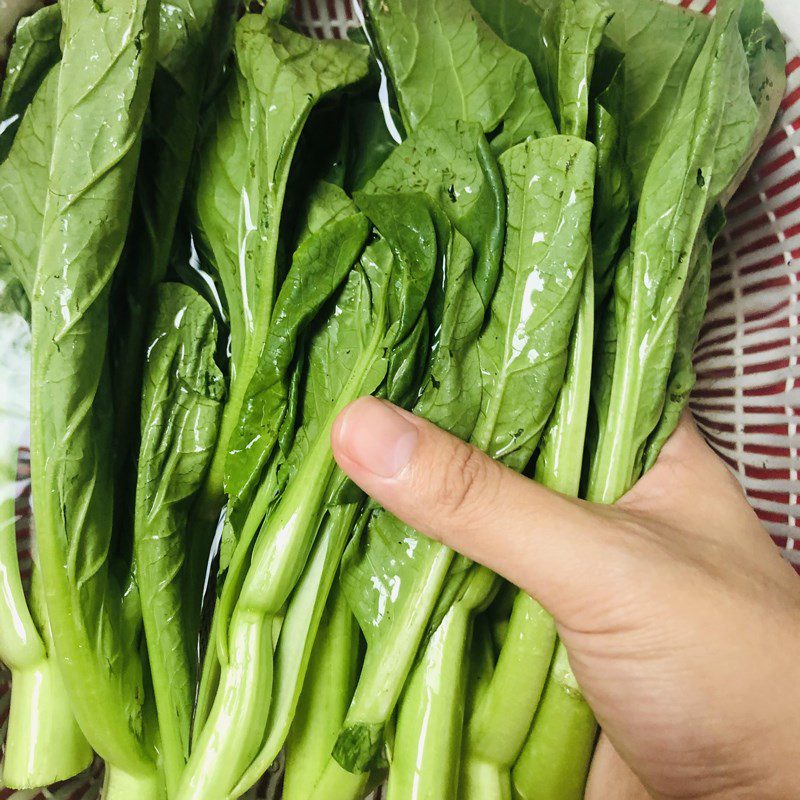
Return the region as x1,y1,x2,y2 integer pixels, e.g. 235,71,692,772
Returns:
433,442,497,518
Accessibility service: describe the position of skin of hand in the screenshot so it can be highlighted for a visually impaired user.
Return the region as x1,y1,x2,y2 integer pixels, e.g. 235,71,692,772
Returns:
330,397,800,800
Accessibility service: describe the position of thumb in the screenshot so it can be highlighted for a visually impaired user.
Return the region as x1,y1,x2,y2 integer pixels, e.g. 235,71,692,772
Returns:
331,397,620,616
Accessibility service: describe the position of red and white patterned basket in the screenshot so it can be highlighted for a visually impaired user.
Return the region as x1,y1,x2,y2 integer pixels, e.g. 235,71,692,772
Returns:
0,0,798,797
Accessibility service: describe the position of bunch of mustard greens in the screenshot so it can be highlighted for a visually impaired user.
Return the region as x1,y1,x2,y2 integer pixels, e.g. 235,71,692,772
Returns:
0,0,784,798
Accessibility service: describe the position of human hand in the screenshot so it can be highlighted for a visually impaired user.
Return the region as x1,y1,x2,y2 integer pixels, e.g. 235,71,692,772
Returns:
331,397,800,800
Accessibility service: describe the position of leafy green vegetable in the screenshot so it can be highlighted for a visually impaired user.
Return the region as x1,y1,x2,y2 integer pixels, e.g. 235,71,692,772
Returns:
193,17,370,521
405,140,595,794
540,0,613,137
0,4,61,162
283,579,361,800
470,0,552,115
588,0,762,504
0,66,58,299
604,0,711,197
329,166,487,778
179,193,436,800
134,284,225,796
591,52,632,306
29,0,160,784
364,120,505,307
464,8,607,769
640,206,725,471
473,135,596,468
364,0,556,152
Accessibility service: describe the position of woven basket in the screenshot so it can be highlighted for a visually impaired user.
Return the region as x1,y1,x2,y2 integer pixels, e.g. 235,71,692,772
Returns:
0,0,798,797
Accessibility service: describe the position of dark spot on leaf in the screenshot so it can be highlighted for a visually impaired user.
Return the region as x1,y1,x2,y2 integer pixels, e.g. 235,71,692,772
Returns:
696,168,705,188
93,0,107,10
448,184,457,203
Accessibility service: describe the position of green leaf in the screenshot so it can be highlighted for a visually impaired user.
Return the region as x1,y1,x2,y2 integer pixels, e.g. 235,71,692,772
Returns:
134,283,224,796
473,135,597,469
641,224,717,473
364,120,506,307
604,0,712,199
193,15,369,504
470,0,553,118
0,4,61,162
715,0,786,205
224,209,370,519
542,0,614,138
0,66,58,299
194,16,369,380
29,0,160,775
587,0,756,503
345,99,401,194
364,0,556,152
591,51,632,307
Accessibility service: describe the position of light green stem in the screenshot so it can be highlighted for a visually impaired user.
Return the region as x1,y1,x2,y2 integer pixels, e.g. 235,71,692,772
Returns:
4,658,92,788
469,263,595,776
333,545,455,772
512,643,597,800
103,763,166,800
0,448,92,787
283,581,360,800
230,505,362,798
308,759,371,800
460,758,512,800
467,592,557,768
192,612,221,749
388,602,470,800
176,612,273,800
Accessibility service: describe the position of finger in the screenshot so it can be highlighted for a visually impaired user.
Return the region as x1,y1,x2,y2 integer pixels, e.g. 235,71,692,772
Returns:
331,397,619,614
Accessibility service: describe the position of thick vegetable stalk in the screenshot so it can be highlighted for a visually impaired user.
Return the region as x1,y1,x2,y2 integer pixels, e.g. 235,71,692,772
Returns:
283,579,361,800
29,0,161,790
389,570,496,800
0,452,91,787
389,608,471,800
512,644,597,800
228,502,366,796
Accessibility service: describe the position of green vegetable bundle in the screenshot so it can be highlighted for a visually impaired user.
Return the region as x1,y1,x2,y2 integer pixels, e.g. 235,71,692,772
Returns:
0,0,784,798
